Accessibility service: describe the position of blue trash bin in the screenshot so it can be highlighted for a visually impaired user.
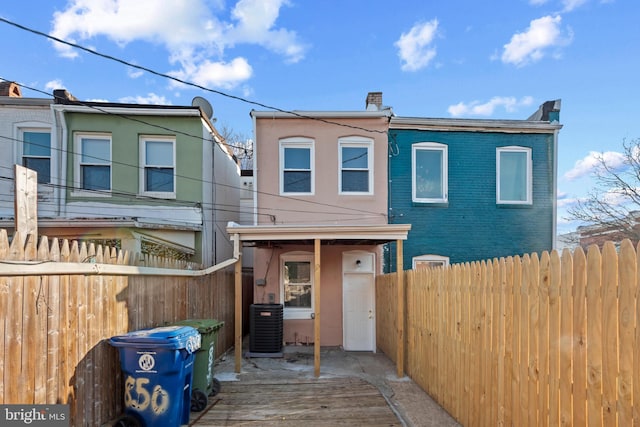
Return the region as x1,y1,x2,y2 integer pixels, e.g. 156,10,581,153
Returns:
110,326,201,427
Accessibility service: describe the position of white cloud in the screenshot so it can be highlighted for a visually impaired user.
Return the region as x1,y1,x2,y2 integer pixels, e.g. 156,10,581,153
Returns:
49,0,304,88
528,0,590,11
118,93,172,105
501,15,572,66
127,68,144,79
563,150,627,180
395,19,439,72
168,57,252,90
561,0,589,12
447,96,534,117
226,0,306,63
44,79,65,92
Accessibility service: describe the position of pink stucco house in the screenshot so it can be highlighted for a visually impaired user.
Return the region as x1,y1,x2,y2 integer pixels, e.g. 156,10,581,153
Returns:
227,93,409,368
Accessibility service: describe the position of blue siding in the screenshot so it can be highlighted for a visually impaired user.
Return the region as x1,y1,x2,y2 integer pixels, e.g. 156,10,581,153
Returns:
386,129,555,272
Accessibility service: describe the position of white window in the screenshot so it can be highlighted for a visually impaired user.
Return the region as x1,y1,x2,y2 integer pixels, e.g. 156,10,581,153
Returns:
413,254,450,270
140,136,176,198
74,133,111,193
412,142,448,203
280,138,314,194
281,252,314,319
339,136,373,194
497,146,532,204
19,128,51,184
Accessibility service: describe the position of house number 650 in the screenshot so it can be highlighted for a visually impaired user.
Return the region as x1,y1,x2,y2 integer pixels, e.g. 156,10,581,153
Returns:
124,376,170,415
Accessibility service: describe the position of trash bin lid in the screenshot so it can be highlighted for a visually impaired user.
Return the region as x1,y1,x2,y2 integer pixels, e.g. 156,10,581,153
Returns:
109,325,201,353
172,319,224,334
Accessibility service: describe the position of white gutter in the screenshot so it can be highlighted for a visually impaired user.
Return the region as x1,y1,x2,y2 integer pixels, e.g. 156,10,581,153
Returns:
0,233,240,277
52,104,202,117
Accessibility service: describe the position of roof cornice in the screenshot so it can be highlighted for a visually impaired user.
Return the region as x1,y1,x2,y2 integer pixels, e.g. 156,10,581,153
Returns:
52,103,202,117
250,110,393,119
390,116,562,133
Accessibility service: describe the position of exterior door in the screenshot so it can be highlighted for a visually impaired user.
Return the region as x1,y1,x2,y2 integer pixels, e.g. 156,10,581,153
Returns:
342,251,375,351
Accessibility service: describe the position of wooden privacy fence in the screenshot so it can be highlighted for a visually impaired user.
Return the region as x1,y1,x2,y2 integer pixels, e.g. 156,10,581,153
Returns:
377,239,640,427
0,229,236,426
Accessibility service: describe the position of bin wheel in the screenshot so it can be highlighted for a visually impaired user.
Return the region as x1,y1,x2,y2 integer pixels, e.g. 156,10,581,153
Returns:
113,415,141,427
191,389,208,412
210,378,222,396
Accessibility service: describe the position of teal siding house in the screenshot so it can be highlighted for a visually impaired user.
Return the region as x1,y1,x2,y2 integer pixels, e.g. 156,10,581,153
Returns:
386,100,562,271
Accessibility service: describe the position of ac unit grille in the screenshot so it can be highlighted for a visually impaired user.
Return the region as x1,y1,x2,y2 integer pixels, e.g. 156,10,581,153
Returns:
249,304,283,353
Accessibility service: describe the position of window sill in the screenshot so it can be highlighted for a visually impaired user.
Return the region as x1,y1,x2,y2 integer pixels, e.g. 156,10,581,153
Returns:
411,201,449,208
283,310,313,320
138,192,176,200
70,190,112,198
496,202,533,208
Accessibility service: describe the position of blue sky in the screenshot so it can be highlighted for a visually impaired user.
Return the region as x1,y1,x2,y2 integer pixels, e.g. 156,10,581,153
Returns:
1,0,638,235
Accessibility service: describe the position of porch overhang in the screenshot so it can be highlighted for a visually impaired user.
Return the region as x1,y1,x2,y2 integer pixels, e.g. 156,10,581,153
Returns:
226,222,411,378
226,222,411,245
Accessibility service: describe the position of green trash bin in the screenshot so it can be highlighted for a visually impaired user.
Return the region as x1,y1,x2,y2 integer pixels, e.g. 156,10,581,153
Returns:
172,319,225,412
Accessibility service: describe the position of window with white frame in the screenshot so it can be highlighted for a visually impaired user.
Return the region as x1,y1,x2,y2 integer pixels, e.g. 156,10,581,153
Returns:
281,252,314,319
140,136,176,198
339,136,373,194
413,254,450,270
412,142,448,203
20,128,51,184
280,137,314,194
497,146,532,204
74,133,111,192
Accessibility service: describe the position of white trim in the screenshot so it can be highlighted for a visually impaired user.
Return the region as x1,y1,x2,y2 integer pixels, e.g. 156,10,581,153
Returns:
72,132,112,197
13,122,54,195
139,135,177,199
412,142,448,203
52,104,202,117
496,146,532,205
280,251,314,320
279,137,314,195
412,254,450,269
227,222,411,242
338,136,373,195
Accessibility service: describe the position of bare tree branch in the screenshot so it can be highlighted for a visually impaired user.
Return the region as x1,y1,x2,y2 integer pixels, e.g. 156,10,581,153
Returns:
566,138,640,242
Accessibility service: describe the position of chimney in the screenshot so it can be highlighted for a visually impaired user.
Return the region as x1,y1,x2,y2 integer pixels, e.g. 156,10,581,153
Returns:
0,81,22,97
365,92,383,111
53,89,78,104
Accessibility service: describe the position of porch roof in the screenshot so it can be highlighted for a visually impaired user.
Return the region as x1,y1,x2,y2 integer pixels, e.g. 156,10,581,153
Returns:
226,222,411,246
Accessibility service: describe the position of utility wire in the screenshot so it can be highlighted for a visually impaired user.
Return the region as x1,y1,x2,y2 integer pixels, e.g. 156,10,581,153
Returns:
0,17,388,136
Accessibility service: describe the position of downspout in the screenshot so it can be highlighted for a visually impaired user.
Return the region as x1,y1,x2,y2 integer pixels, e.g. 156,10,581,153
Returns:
251,112,258,225
0,230,240,277
52,105,68,217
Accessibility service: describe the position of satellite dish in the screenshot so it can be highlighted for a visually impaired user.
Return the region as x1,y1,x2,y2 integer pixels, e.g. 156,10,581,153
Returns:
191,96,214,120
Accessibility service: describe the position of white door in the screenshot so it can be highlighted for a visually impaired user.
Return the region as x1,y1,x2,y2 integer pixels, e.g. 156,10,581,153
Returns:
343,251,375,351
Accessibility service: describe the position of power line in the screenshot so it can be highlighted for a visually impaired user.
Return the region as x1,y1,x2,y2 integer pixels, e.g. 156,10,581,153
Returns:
0,17,388,136
0,123,387,218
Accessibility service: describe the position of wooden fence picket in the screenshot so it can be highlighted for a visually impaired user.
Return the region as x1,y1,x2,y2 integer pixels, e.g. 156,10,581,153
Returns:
0,229,237,426
376,239,640,426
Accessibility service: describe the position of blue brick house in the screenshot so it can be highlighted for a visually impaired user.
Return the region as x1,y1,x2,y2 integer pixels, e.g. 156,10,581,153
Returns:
385,100,562,271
